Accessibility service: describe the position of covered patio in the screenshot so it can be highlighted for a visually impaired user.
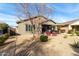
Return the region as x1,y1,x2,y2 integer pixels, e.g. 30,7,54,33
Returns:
41,20,57,33
71,25,79,32
42,24,55,33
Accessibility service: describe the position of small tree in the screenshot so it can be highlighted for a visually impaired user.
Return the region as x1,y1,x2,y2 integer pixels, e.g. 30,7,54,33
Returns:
0,23,9,34
34,3,53,35
0,23,9,29
15,3,53,40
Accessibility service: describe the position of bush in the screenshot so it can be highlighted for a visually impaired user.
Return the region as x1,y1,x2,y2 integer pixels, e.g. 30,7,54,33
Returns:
68,30,72,34
63,35,68,38
70,41,79,48
75,31,79,36
68,30,75,36
0,36,4,43
0,33,9,46
0,23,9,29
3,33,9,39
40,35,48,42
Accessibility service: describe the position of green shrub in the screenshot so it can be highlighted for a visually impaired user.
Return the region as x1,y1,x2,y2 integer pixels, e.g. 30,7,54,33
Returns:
63,35,68,38
0,33,9,46
68,30,72,34
70,41,79,48
75,31,79,36
70,34,74,36
68,30,75,36
0,36,5,45
3,33,9,39
40,35,48,42
0,36,4,43
0,23,9,29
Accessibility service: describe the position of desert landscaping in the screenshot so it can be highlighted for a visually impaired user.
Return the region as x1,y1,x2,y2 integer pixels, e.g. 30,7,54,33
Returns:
0,33,79,56
0,3,79,56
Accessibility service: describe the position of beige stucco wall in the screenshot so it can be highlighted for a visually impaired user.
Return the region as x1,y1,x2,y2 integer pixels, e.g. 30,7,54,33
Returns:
59,25,69,33
58,22,79,33
68,25,72,30
17,22,26,34
17,16,48,35
71,21,79,25
65,21,79,33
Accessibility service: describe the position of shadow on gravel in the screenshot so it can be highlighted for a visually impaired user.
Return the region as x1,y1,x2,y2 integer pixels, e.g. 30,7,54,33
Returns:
0,39,34,56
69,44,79,56
15,40,40,56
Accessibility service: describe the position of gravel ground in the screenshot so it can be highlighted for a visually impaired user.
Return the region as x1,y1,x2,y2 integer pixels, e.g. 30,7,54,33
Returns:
0,33,79,56
29,34,79,56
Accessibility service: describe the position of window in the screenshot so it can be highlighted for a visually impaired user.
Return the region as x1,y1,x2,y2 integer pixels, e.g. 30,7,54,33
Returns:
30,25,32,31
29,25,30,31
26,24,34,32
26,25,28,31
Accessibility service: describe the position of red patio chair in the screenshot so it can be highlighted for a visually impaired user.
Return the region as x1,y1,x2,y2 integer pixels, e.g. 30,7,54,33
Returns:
52,32,57,36
45,31,51,36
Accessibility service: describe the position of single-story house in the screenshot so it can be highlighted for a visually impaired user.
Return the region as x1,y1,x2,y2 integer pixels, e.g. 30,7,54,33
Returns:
16,16,79,35
16,16,56,35
9,27,16,36
56,19,79,33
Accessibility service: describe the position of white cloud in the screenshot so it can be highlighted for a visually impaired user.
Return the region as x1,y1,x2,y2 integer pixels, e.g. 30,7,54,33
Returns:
47,4,79,23
0,13,18,26
52,4,79,13
51,15,79,23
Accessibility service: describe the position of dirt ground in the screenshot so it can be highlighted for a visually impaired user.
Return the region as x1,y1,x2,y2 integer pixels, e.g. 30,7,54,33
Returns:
28,33,79,56
0,33,79,56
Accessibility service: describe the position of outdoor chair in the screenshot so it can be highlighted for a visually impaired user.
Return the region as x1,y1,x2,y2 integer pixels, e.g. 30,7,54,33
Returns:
45,31,51,36
52,31,57,36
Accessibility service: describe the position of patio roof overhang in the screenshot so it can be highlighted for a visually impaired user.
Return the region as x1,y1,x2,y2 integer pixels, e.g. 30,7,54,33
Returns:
71,23,79,26
42,23,68,26
42,23,56,25
71,24,79,26
51,24,68,26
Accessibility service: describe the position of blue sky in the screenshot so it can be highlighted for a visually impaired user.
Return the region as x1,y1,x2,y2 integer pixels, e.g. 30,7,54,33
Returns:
0,3,79,26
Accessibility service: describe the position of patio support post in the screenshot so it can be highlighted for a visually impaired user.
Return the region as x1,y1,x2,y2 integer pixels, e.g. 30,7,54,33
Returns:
73,26,76,33
55,25,58,31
